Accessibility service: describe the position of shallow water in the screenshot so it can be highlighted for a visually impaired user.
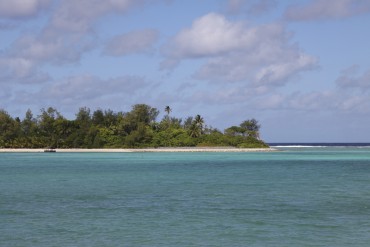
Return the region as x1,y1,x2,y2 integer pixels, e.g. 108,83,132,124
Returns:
1,148,370,246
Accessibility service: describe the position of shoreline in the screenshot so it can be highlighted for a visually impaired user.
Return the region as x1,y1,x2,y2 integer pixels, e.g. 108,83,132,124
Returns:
0,147,277,153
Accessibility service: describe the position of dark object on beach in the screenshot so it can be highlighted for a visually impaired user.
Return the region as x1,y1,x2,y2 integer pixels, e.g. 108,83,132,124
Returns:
44,148,56,152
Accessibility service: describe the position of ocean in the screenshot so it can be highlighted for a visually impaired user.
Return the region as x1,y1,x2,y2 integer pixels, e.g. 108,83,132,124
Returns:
1,146,370,246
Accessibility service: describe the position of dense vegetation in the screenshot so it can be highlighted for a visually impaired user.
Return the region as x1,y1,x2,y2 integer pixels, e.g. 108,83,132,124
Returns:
0,104,268,149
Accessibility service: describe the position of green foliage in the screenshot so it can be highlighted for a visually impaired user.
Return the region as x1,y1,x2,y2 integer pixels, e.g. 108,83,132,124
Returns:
197,130,228,147
151,128,196,147
124,123,154,148
0,104,269,149
92,109,105,126
239,119,261,138
224,126,244,137
237,136,269,148
0,109,21,148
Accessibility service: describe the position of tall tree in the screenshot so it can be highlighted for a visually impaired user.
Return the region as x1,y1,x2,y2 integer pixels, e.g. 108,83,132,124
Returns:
0,109,17,147
92,109,105,126
240,119,260,139
21,109,36,136
19,109,37,147
38,107,64,147
72,107,93,147
183,116,193,130
130,104,159,125
75,107,91,124
224,126,244,136
104,109,118,127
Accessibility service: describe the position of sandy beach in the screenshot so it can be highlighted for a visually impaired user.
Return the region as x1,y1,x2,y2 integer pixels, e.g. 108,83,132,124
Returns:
0,147,276,153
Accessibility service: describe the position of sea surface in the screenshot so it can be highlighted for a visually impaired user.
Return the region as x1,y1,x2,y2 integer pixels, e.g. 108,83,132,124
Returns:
1,146,370,246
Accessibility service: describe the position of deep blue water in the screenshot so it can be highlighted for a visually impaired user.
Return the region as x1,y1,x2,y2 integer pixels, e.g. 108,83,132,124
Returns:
1,147,370,246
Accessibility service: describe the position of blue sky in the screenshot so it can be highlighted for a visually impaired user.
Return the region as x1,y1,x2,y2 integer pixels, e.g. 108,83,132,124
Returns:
1,0,370,142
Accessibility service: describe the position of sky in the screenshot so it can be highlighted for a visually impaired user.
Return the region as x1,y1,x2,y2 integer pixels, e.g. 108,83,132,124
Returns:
1,0,370,143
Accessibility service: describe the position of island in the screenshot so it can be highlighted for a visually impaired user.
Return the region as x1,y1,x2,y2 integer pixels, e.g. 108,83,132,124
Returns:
0,104,269,150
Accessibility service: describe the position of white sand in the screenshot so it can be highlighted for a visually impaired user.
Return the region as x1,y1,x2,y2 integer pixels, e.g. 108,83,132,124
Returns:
0,147,276,153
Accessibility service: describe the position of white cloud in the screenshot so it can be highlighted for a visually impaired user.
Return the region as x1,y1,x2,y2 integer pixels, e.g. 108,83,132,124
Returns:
20,0,145,63
0,57,50,84
163,13,255,59
257,89,369,114
10,32,96,65
336,65,370,90
284,91,336,111
174,73,370,115
284,0,370,21
0,0,50,18
253,53,317,85
0,0,163,85
104,29,159,56
162,13,317,86
337,95,367,112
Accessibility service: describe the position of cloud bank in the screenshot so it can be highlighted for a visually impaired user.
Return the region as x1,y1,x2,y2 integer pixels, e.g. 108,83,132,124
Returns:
163,13,317,86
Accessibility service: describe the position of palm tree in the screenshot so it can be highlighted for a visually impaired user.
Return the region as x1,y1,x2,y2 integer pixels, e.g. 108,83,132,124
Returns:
165,106,172,116
194,115,204,130
188,114,204,137
188,122,201,138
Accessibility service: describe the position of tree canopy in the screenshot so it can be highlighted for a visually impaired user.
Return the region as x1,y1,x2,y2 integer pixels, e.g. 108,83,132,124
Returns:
0,104,268,149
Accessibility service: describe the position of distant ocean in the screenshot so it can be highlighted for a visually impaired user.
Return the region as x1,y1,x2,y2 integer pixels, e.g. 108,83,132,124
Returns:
269,143,370,147
1,146,370,246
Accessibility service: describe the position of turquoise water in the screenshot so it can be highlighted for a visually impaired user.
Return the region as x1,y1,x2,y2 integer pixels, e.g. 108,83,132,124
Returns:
1,148,370,246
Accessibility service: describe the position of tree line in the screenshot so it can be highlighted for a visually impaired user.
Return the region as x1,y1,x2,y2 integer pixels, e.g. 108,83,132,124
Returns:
0,104,268,148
